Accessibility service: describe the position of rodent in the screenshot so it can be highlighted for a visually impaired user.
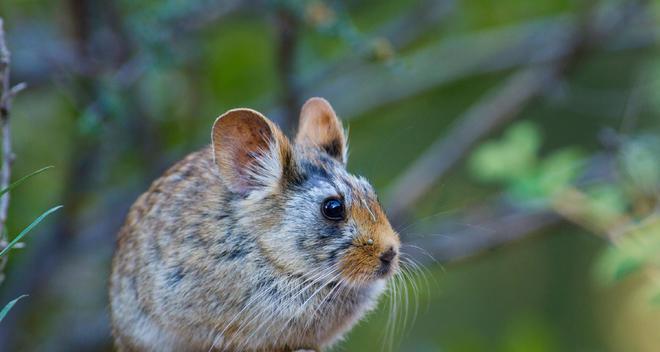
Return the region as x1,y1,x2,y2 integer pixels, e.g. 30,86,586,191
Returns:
109,97,401,351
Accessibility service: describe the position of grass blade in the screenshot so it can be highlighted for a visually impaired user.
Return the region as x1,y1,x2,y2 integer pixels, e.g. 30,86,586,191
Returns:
0,295,27,322
0,166,54,198
0,205,62,257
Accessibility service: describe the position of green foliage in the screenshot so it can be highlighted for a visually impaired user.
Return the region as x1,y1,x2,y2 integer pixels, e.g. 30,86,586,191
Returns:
595,217,660,285
469,121,541,183
468,121,584,202
591,136,660,302
0,166,53,198
0,167,62,324
0,295,27,323
470,122,660,306
583,184,628,227
651,290,660,306
619,136,660,199
0,205,62,258
535,149,585,196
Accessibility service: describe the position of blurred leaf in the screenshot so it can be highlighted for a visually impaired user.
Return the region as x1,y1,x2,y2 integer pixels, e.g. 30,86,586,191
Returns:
0,166,53,198
0,205,62,258
596,245,643,284
537,148,584,196
595,216,660,285
619,136,660,201
469,121,541,183
508,174,546,203
585,184,628,226
0,295,27,323
508,148,585,202
77,107,104,137
651,289,660,306
619,136,660,196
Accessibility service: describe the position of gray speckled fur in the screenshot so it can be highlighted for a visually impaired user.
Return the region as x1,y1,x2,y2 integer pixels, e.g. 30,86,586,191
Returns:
110,99,400,351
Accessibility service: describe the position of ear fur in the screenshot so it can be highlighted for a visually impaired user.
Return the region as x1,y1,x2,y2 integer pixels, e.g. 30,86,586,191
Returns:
212,108,293,195
295,97,347,164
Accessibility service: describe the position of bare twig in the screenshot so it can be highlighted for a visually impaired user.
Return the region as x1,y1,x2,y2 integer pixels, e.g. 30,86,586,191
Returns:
386,67,560,223
8,0,248,86
275,9,301,135
407,203,560,264
0,18,18,285
299,0,455,90
0,0,123,320
385,1,647,225
264,8,656,123
406,151,617,264
0,0,203,344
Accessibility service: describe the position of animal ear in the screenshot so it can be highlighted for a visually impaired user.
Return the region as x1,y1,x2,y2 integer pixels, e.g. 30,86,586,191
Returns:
212,108,293,195
295,97,347,164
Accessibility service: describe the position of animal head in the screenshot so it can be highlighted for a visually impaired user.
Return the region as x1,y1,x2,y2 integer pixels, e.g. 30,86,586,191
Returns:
212,97,400,287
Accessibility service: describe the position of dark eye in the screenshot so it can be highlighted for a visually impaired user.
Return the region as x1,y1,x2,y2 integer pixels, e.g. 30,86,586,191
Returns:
321,197,345,221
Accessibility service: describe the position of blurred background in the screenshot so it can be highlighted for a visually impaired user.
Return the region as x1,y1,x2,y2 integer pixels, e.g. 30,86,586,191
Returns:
0,0,659,351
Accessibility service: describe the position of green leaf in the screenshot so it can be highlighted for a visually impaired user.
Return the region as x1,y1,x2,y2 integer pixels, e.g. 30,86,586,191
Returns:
0,205,63,258
595,216,660,285
650,289,660,306
468,121,541,183
585,184,628,225
0,166,54,198
619,136,660,196
537,148,584,196
0,295,27,323
595,245,644,285
612,257,643,282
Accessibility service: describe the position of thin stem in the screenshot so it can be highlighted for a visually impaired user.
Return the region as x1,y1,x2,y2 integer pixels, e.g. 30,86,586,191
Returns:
0,18,16,286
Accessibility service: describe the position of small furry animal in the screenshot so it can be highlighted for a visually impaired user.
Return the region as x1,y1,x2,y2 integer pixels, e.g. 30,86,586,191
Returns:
110,97,400,351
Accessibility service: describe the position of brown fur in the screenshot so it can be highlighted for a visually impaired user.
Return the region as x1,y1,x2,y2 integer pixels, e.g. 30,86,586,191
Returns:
296,98,347,164
110,98,400,351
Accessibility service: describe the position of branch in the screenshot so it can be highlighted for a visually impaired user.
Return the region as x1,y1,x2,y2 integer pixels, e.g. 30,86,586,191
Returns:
406,203,560,264
384,1,648,224
298,0,455,91
264,7,655,123
0,18,18,285
275,9,301,135
405,151,616,264
9,0,248,85
386,67,559,223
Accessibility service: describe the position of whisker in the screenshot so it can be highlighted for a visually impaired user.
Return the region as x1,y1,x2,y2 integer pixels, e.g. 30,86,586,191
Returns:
211,267,339,351
268,271,343,347
257,270,339,349
395,208,462,235
401,243,439,266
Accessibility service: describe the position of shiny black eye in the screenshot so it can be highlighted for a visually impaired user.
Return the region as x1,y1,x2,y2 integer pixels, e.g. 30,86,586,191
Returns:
321,198,345,221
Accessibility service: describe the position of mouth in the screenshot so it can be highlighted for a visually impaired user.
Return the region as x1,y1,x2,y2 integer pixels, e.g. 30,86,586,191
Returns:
375,247,398,278
338,244,400,285
375,259,397,278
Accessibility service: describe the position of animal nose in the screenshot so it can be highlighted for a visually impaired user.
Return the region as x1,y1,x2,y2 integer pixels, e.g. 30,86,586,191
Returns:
379,247,397,265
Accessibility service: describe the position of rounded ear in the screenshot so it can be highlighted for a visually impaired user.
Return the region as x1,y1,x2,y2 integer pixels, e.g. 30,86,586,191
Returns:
295,97,347,164
212,108,293,195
